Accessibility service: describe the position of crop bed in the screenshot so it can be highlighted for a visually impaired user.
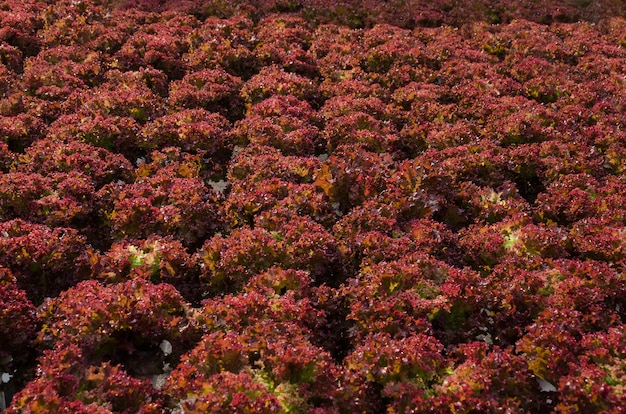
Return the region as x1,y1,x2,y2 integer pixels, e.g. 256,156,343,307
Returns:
0,0,625,412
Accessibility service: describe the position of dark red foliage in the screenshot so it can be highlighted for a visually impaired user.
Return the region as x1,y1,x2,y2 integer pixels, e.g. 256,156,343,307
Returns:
535,173,603,224
139,109,233,160
421,120,482,152
0,171,52,221
164,321,339,413
227,144,321,184
92,235,202,303
65,74,166,124
36,1,114,49
197,211,343,294
113,14,196,80
96,151,222,247
458,213,571,270
381,155,460,226
0,219,93,304
0,42,24,73
198,269,322,335
221,178,292,227
273,186,341,229
8,343,164,414
131,146,213,180
254,15,317,77
570,217,625,263
402,218,462,263
2,141,134,230
340,332,447,412
517,302,624,390
167,371,283,413
331,200,400,268
0,1,625,411
0,112,46,151
255,209,345,281
323,111,400,154
0,142,14,172
392,81,444,112
340,253,461,340
98,177,219,246
240,65,321,107
310,24,363,81
134,0,626,28
0,267,38,382
0,5,42,57
36,279,202,387
535,174,626,224
482,96,559,146
456,180,530,223
555,360,626,413
16,139,134,187
168,68,244,121
358,24,431,90
504,140,609,194
337,216,462,270
319,74,392,104
22,45,103,102
224,146,336,227
430,255,541,347
243,266,315,299
428,141,507,189
321,95,403,127
234,95,322,155
5,171,96,228
314,145,394,213
184,15,257,77
104,66,170,97
0,65,14,101
430,343,542,413
545,259,626,327
552,327,626,412
47,112,142,157
223,178,338,229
